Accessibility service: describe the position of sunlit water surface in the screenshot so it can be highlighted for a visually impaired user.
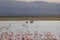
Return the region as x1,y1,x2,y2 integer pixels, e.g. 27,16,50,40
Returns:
0,21,60,37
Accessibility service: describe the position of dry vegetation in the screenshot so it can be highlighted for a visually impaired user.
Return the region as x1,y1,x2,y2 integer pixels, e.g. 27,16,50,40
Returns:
0,17,60,21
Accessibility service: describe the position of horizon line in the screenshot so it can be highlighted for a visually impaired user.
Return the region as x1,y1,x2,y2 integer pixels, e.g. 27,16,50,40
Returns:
11,0,60,3
9,0,60,3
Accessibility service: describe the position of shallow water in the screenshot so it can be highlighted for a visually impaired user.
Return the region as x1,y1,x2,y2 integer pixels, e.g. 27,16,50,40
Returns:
0,21,60,37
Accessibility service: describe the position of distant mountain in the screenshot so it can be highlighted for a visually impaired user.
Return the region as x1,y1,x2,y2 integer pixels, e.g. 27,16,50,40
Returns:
0,1,60,17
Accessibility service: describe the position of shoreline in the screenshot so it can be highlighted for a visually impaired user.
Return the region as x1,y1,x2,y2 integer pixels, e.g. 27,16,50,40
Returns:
0,17,60,21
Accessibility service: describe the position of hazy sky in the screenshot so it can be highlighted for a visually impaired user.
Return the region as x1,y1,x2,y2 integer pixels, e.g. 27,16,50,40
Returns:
12,0,60,2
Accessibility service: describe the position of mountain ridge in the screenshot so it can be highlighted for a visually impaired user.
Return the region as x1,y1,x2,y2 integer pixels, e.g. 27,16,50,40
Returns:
0,1,60,17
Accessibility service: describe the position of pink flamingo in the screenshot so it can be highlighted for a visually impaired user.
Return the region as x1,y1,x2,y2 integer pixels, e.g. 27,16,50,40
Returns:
58,35,60,40
0,35,1,40
15,36,18,40
39,34,44,40
5,32,9,40
9,31,14,40
16,33,20,40
33,31,39,40
0,32,4,40
26,31,32,40
53,37,57,40
21,32,25,40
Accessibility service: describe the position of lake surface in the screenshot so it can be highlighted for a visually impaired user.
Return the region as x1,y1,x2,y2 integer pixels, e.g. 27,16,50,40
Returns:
0,21,60,37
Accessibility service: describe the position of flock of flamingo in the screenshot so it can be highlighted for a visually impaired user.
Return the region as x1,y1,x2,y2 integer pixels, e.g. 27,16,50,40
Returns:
0,21,60,40
0,31,60,40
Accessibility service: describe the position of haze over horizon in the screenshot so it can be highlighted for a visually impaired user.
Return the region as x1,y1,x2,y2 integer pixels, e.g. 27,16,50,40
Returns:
11,0,60,2
0,0,60,3
0,0,60,17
